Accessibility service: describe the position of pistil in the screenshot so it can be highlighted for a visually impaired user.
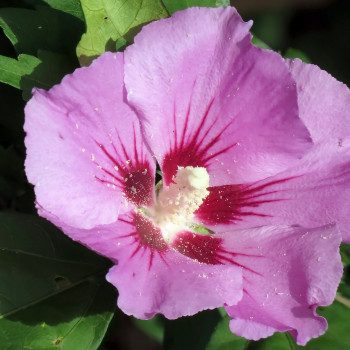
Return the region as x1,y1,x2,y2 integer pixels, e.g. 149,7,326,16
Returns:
148,166,210,242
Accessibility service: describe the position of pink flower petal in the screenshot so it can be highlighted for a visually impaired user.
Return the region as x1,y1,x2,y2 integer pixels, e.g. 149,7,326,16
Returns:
57,210,243,319
286,58,350,144
196,141,350,243
194,177,293,226
108,214,243,319
24,52,155,229
124,7,311,186
108,253,242,319
171,231,263,275
223,224,342,345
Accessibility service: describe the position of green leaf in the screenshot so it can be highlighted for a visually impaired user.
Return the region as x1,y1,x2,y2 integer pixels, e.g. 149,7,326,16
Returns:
216,0,230,7
251,35,272,50
133,315,164,343
249,9,290,50
338,281,350,299
284,48,311,63
339,244,350,298
0,212,116,349
0,50,76,100
206,315,248,350
0,54,41,90
77,0,169,66
245,333,290,350
24,0,84,20
0,6,84,56
163,309,221,350
21,50,76,99
0,276,116,350
162,0,228,15
340,243,350,266
0,212,112,318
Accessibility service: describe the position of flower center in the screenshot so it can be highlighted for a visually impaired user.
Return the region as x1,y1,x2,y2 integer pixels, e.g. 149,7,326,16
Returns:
148,166,210,242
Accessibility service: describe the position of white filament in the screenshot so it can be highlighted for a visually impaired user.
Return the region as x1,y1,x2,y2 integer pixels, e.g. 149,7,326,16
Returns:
148,166,209,242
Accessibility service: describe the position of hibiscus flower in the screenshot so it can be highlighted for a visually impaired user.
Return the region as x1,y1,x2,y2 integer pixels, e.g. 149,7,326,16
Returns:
24,6,349,345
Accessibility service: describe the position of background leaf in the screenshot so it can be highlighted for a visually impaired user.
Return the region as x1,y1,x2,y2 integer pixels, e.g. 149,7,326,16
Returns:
339,244,350,298
0,54,41,90
251,35,272,50
76,0,169,66
0,3,83,98
162,0,229,15
0,6,84,56
0,50,76,100
0,276,116,350
0,212,112,317
0,212,116,349
245,333,290,350
163,309,221,350
216,0,230,7
206,315,248,350
133,316,164,344
284,47,311,63
24,0,85,20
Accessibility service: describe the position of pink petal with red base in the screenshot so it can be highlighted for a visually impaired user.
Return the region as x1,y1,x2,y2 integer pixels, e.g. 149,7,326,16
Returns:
223,224,342,345
195,176,294,227
54,211,243,320
106,213,243,319
108,250,242,320
24,52,155,229
196,141,350,243
171,231,263,275
286,58,350,144
125,7,311,186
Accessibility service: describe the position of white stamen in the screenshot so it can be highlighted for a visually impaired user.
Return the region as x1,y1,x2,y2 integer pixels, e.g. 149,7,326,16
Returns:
148,166,209,242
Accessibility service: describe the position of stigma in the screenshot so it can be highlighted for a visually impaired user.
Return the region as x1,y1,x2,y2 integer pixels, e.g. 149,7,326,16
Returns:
148,166,210,242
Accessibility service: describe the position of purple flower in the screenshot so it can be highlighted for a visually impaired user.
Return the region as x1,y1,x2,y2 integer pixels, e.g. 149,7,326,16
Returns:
24,7,349,345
